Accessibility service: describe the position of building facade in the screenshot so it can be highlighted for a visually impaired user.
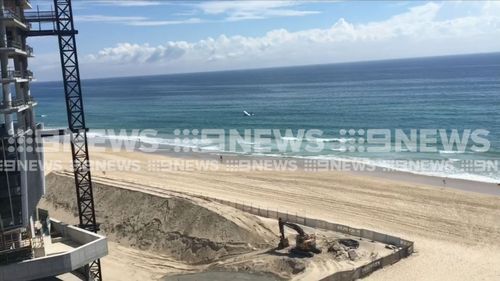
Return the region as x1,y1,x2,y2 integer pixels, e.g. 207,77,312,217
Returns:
0,0,44,264
0,2,107,279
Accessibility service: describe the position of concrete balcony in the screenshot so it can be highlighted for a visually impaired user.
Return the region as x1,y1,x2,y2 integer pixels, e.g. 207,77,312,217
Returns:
7,40,21,49
0,96,37,114
0,219,108,281
0,9,22,21
0,230,32,265
0,9,30,30
0,69,34,83
0,41,33,57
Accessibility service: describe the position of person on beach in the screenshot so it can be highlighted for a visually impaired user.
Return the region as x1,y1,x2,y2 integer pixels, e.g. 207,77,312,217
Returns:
219,155,223,163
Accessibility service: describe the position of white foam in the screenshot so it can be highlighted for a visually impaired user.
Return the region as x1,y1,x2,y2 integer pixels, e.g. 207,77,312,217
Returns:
307,137,355,143
82,132,499,184
288,154,499,184
200,145,222,151
439,150,465,154
280,136,302,141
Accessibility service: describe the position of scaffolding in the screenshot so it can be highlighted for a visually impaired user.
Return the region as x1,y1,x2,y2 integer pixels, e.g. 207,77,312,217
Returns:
25,0,102,280
0,0,37,265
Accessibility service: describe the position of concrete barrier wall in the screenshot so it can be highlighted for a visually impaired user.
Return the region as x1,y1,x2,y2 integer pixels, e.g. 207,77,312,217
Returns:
0,220,108,281
52,220,100,245
208,197,414,281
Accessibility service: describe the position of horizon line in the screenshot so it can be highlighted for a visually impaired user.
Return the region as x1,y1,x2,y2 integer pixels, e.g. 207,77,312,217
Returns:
33,51,500,84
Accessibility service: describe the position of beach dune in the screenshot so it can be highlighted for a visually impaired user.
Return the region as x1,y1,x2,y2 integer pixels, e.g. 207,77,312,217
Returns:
43,145,500,281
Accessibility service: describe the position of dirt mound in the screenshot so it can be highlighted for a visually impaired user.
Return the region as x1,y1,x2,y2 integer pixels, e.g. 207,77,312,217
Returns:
39,172,277,264
204,250,309,280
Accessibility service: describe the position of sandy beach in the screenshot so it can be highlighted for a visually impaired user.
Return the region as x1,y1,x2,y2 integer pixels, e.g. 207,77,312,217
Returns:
0,2,495,280
42,143,500,281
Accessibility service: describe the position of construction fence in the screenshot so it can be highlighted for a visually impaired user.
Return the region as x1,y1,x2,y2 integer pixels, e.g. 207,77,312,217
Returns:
204,197,414,281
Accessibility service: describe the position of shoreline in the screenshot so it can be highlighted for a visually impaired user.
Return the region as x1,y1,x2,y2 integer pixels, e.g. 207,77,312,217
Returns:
176,151,500,196
43,138,500,196
145,147,500,197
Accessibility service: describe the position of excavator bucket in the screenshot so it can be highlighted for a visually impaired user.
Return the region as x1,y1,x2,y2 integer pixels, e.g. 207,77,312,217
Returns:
278,237,290,249
277,218,321,256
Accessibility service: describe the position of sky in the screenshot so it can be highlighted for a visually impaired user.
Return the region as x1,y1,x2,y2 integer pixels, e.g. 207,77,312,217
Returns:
27,0,500,81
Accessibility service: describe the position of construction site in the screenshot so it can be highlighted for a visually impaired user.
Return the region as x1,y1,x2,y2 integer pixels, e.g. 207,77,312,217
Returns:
1,0,417,280
37,171,412,281
1,0,107,280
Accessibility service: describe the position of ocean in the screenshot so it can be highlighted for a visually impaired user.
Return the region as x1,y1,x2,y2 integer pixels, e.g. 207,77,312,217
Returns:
32,53,500,183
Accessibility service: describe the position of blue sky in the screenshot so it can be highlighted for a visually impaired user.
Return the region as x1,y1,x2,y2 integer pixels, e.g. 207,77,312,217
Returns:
28,0,500,81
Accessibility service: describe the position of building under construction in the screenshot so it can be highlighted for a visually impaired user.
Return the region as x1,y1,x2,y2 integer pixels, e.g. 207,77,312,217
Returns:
0,0,107,280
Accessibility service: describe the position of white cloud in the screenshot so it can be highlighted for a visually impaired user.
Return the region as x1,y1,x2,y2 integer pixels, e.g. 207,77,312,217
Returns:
198,1,298,14
75,0,321,26
196,0,321,21
77,14,203,26
482,0,500,16
87,2,500,64
88,42,189,63
226,9,320,22
32,2,500,80
127,18,203,26
85,0,166,7
77,15,148,22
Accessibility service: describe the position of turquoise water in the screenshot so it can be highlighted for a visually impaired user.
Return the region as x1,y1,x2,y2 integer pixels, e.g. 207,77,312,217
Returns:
32,53,500,182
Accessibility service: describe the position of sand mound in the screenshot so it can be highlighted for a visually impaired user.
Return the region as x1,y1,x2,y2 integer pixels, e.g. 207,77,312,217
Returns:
40,172,277,264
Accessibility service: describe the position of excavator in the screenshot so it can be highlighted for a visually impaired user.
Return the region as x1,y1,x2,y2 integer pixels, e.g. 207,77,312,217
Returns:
277,218,322,257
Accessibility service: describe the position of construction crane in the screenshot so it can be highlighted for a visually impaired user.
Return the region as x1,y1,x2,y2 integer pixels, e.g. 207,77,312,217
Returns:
277,217,321,257
25,1,102,280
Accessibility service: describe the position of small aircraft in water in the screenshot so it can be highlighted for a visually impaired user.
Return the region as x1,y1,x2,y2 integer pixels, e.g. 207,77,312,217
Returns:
243,110,255,117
